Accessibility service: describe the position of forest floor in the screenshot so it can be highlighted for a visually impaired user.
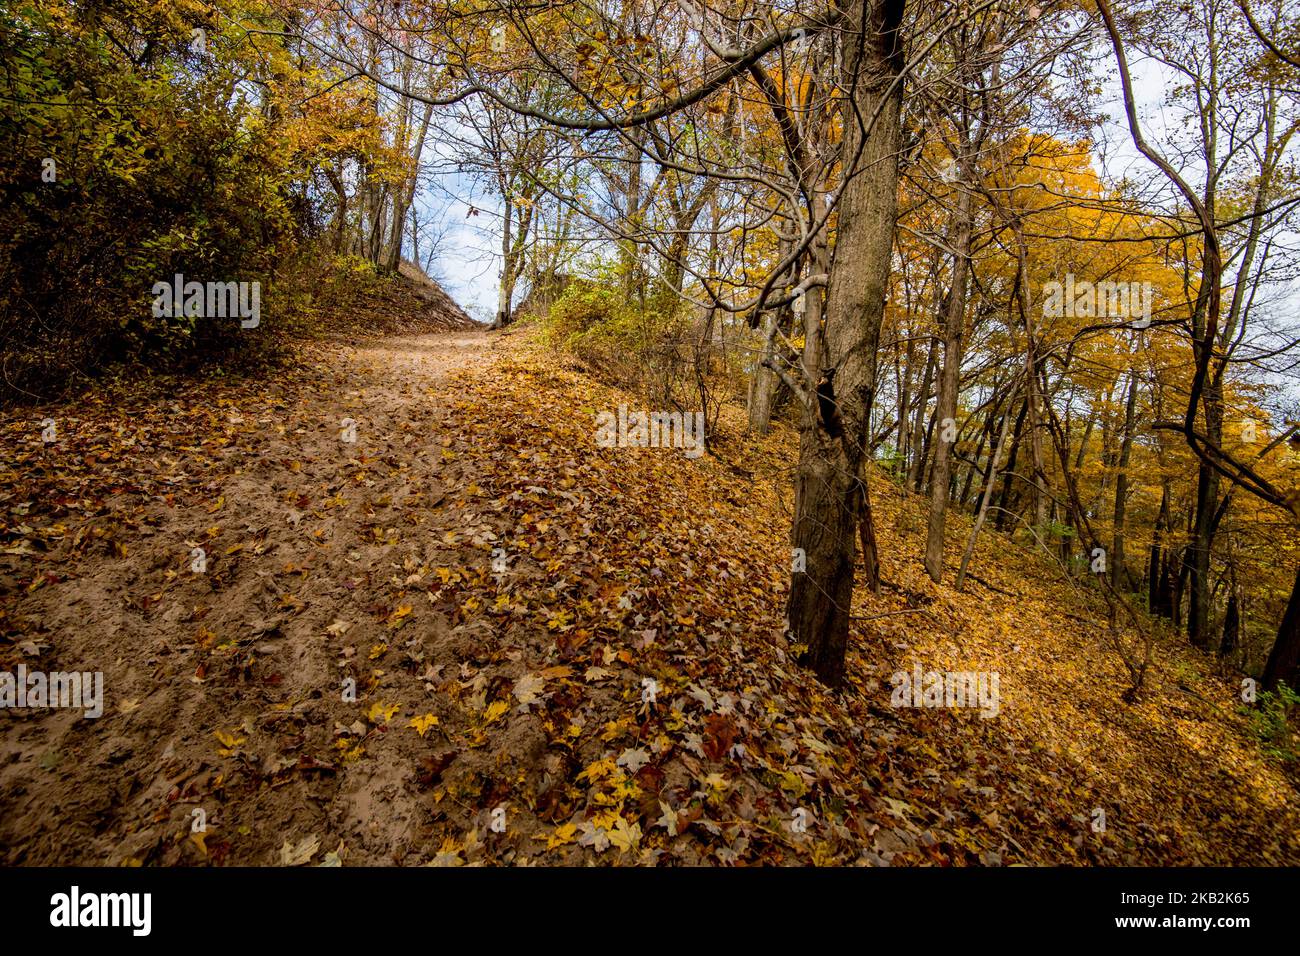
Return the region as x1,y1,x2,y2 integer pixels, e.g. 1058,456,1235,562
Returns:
2,311,1298,866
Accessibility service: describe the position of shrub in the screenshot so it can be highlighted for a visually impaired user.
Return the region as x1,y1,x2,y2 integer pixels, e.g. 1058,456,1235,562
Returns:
544,280,688,395
1246,683,1299,763
0,0,388,401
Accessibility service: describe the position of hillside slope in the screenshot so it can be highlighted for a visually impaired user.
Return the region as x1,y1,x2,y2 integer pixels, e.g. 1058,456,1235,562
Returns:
0,324,1295,865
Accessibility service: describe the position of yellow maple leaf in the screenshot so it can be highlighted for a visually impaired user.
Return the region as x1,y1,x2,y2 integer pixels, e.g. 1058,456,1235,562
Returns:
579,757,619,783
607,817,642,854
484,700,509,724
213,729,245,755
537,822,578,849
367,702,399,725
409,714,439,738
591,809,623,830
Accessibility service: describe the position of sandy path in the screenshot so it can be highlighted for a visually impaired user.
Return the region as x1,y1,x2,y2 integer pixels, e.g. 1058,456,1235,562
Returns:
0,329,505,865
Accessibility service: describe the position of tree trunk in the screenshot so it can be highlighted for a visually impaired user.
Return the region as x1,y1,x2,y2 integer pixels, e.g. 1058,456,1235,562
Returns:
906,333,939,492
1023,334,1047,530
1148,483,1173,617
1219,589,1239,658
384,101,435,274
748,308,783,435
896,326,918,478
749,237,793,434
621,125,646,297
923,177,973,583
789,0,905,688
1174,547,1189,632
1111,368,1138,591
994,397,1028,533
957,379,1017,590
958,391,1001,508
1188,374,1224,647
859,468,881,594
1262,566,1300,692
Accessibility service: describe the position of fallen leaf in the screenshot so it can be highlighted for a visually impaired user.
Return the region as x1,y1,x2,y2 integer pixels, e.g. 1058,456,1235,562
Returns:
513,673,545,706
409,714,439,737
279,835,321,866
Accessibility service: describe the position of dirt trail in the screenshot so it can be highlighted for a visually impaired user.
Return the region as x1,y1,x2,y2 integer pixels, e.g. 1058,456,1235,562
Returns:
5,326,1299,867
0,329,508,865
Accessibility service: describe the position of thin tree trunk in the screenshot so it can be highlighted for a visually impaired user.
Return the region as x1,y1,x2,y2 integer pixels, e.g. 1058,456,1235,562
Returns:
906,334,939,492
1111,368,1138,591
896,326,918,478
923,176,973,583
1148,483,1173,617
994,397,1028,532
1219,587,1239,658
957,378,1018,590
1188,386,1224,647
749,237,793,434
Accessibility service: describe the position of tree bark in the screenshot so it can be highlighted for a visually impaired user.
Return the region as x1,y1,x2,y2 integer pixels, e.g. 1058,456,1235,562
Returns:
1262,566,1300,692
1148,483,1174,618
1111,368,1138,591
1219,588,1239,658
749,237,794,434
1188,387,1223,647
957,378,1017,590
923,176,973,583
994,397,1028,532
789,0,905,687
906,333,939,492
